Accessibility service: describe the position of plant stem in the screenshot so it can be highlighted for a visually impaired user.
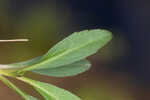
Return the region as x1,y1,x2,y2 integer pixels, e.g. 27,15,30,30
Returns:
0,39,29,42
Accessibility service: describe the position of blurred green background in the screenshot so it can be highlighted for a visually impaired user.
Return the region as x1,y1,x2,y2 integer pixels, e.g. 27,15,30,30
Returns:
0,0,150,100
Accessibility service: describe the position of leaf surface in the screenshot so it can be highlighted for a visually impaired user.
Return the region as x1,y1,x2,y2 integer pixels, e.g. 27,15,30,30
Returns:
9,56,42,69
32,59,91,77
22,29,112,71
18,77,81,100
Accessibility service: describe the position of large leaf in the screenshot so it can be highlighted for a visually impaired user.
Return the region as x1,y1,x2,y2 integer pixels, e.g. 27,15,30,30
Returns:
18,77,81,100
0,76,37,100
32,59,91,77
22,29,112,71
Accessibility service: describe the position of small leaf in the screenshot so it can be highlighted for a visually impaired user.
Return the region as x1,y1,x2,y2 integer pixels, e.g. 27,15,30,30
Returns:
0,76,38,100
32,59,91,77
22,29,112,71
18,77,81,100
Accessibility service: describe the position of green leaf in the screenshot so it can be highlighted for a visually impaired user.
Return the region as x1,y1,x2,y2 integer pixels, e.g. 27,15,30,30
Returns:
18,77,81,100
22,29,112,71
0,76,38,100
32,59,91,77
0,57,42,76
0,56,42,71
9,56,42,69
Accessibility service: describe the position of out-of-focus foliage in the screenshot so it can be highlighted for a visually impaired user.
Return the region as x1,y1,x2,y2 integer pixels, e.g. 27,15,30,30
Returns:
78,83,134,100
97,33,129,64
0,0,71,64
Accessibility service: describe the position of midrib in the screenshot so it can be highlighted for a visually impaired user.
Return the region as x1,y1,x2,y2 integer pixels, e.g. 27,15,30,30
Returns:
24,35,108,71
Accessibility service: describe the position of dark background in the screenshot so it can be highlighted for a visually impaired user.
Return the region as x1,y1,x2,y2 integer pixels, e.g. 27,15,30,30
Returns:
0,0,150,100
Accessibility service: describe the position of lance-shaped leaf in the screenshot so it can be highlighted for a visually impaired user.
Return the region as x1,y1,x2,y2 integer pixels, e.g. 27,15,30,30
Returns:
32,59,91,77
22,29,112,71
0,76,37,100
18,77,81,100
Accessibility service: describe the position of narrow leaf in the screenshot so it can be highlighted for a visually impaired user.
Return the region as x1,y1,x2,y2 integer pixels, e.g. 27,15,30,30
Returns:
32,59,91,77
0,76,37,100
9,56,42,69
0,57,42,76
0,56,42,71
22,29,112,71
18,77,81,100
